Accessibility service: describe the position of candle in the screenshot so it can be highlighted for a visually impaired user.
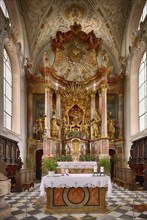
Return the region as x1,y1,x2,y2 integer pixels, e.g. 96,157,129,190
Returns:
94,165,97,172
100,166,104,173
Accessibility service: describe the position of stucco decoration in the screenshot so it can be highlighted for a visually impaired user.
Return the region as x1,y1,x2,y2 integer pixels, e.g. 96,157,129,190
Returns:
51,22,103,82
19,0,132,63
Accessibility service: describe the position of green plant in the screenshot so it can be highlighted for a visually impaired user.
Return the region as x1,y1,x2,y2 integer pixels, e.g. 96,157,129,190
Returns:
41,155,58,171
99,157,111,173
27,158,35,169
55,155,73,161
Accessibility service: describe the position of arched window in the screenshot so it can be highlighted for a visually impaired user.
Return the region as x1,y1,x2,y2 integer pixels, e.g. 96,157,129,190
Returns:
3,49,12,130
138,1,147,132
0,0,9,18
139,52,147,131
139,1,147,24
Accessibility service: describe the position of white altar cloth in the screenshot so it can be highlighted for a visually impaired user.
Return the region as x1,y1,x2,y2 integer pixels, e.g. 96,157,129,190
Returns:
57,161,97,169
40,173,112,196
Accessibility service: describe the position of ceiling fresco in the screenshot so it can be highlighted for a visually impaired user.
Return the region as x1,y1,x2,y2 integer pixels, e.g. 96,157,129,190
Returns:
19,0,133,68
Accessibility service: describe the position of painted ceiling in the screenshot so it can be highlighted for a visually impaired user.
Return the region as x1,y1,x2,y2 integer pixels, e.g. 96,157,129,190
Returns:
18,0,133,75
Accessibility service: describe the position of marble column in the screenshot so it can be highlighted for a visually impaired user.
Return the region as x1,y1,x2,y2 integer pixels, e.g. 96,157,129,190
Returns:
28,92,33,139
0,29,3,131
98,90,102,115
45,86,53,137
55,91,61,149
56,91,61,117
100,83,107,137
117,92,124,139
90,91,96,119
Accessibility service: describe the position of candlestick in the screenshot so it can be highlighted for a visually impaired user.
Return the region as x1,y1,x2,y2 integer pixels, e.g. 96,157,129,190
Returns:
100,166,104,173
94,165,97,173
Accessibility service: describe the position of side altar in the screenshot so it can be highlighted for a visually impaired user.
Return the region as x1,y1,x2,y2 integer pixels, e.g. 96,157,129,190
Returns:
40,173,112,213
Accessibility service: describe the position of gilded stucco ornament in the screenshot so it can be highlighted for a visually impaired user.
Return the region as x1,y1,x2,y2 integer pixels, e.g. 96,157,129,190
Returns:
51,22,103,82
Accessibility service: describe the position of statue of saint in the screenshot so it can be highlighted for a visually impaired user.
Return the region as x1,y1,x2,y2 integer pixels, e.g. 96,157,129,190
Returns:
36,112,45,140
108,119,115,138
91,111,101,138
107,112,115,139
51,113,60,138
91,112,101,138
25,58,32,74
62,116,69,135
102,50,109,67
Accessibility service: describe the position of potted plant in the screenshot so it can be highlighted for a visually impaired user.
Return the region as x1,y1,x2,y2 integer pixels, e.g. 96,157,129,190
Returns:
99,156,111,174
41,154,58,175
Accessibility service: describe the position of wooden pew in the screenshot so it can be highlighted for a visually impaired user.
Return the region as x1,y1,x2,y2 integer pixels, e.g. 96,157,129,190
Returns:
113,168,133,189
15,168,35,192
128,136,147,190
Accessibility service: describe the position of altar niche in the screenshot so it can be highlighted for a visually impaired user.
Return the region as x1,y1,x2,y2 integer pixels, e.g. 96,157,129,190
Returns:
65,138,88,161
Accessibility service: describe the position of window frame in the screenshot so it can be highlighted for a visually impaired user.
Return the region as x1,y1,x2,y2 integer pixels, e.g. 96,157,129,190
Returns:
3,48,13,130
138,51,147,131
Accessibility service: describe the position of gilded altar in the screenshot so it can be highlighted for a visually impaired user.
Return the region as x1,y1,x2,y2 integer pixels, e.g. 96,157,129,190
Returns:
25,20,125,178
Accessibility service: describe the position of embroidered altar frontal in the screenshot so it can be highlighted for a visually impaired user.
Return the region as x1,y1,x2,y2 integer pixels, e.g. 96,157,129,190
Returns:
45,187,107,213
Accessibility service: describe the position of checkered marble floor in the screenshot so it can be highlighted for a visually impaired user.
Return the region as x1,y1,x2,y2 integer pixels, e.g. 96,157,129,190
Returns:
3,182,147,220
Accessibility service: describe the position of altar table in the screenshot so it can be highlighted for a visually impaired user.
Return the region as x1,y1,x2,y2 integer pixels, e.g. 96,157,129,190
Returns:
57,161,97,173
40,173,112,213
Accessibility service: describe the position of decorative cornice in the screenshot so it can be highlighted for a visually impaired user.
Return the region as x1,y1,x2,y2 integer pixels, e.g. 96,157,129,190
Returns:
25,72,44,83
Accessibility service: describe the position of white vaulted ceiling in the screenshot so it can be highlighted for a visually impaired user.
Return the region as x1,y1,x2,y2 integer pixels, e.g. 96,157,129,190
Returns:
17,0,133,70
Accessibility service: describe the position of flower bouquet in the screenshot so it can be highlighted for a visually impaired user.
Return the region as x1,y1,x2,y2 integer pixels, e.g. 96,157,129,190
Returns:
41,154,58,172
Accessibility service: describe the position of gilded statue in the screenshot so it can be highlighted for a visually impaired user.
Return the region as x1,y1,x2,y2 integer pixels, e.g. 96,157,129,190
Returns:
25,58,32,74
91,111,101,138
102,50,109,67
62,116,70,136
81,122,89,138
43,51,51,67
51,113,61,138
36,112,45,140
107,112,115,139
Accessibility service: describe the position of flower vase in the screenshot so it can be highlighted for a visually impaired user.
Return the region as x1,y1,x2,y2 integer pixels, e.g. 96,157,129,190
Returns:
48,171,55,176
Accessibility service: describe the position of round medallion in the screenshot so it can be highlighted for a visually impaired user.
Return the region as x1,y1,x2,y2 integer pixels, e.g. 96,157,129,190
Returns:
68,48,82,62
63,187,89,208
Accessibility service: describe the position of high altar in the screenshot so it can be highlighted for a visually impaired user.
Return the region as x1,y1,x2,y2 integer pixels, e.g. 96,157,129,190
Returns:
25,19,125,178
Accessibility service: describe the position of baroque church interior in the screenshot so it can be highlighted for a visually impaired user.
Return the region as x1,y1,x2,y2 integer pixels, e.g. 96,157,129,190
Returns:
0,0,147,219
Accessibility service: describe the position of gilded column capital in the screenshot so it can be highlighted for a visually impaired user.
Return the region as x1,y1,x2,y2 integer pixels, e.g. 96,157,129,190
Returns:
100,83,107,92
55,90,61,96
90,90,97,97
45,85,54,95
116,90,123,96
45,84,51,91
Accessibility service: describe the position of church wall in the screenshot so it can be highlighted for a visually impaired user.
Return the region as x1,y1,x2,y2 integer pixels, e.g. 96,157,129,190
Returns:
0,0,146,174
123,4,147,163
0,2,29,168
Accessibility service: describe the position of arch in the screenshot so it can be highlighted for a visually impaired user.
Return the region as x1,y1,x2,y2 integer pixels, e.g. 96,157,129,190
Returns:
129,42,146,136
124,0,146,56
109,148,116,179
36,149,43,179
4,38,21,134
5,0,24,53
